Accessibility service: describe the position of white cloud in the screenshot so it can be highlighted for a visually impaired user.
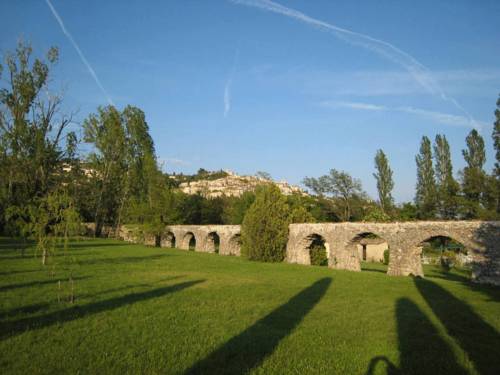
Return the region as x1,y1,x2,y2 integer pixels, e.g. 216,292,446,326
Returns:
320,100,486,129
45,0,114,106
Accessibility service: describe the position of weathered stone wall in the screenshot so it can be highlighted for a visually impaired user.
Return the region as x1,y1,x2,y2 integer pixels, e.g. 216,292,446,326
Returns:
85,221,500,285
164,225,242,255
287,221,500,284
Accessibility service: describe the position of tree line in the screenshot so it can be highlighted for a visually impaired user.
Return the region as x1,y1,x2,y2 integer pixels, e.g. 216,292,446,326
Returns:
1,42,500,262
303,121,500,221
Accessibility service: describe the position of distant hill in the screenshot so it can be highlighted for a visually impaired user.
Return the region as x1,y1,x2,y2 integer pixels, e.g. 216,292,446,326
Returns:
176,170,306,198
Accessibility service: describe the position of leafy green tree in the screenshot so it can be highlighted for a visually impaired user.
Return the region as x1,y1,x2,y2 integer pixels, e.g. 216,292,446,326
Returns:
433,135,459,218
373,149,394,214
84,106,127,234
415,136,437,218
200,197,225,224
29,190,81,265
363,206,391,222
303,169,365,221
289,205,315,223
83,105,159,234
241,185,290,262
397,202,418,221
222,191,256,224
460,129,487,218
0,41,76,235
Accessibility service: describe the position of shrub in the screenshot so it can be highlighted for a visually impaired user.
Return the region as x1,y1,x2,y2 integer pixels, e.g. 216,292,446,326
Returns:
440,250,457,271
241,185,290,262
310,245,328,266
363,206,391,222
383,249,390,265
289,206,316,223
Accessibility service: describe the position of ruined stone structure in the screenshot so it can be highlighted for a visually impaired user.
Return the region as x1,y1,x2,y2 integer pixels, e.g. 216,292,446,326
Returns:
286,221,500,285
158,225,242,255
356,237,388,263
111,221,500,285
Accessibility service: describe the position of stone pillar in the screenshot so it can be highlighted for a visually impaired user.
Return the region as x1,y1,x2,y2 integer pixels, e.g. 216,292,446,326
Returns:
330,243,361,271
387,241,423,277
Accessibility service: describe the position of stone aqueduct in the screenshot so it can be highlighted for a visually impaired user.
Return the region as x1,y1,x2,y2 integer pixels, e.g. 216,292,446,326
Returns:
119,221,500,285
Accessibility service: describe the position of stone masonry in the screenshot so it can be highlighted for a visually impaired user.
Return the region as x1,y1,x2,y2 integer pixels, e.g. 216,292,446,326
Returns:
112,221,500,285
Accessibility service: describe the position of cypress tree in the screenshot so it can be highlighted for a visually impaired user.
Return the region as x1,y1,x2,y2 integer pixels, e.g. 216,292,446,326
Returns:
434,135,459,219
415,136,437,218
493,95,500,177
493,95,500,214
373,149,394,214
241,185,290,262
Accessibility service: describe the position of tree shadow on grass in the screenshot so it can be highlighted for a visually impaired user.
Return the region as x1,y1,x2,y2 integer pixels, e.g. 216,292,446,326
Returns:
76,253,171,266
0,269,40,277
426,269,500,303
0,279,204,340
415,277,500,375
0,276,90,292
80,276,184,299
360,267,387,274
0,302,52,321
65,242,131,249
184,277,332,375
366,298,468,375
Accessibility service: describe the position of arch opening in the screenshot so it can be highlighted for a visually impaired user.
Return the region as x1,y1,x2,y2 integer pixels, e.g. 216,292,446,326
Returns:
206,232,220,254
302,234,329,266
419,235,470,272
349,232,389,271
183,232,196,251
228,234,241,256
162,232,176,248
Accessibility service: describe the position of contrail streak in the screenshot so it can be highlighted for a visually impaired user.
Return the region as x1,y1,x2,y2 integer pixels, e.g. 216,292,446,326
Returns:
224,81,231,117
45,0,114,106
230,0,478,127
224,48,239,118
320,100,484,129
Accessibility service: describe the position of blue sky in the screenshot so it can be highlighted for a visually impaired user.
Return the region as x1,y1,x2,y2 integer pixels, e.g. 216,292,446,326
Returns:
2,0,500,202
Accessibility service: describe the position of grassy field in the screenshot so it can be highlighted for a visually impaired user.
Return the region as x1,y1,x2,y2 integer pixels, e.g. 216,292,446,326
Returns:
1,238,499,375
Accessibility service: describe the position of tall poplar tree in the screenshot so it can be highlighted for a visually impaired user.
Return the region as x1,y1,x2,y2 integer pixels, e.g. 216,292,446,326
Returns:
461,129,486,218
434,135,459,218
373,149,394,214
415,136,437,218
493,95,500,214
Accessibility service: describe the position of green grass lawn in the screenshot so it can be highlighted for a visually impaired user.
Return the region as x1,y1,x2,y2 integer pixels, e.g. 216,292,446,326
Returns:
1,238,499,375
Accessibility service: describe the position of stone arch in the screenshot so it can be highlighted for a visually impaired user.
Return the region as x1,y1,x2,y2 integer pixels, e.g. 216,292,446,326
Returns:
227,234,241,256
344,232,389,271
206,231,220,253
411,230,477,252
161,231,176,248
417,234,470,270
182,232,196,251
349,232,389,263
299,233,330,266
